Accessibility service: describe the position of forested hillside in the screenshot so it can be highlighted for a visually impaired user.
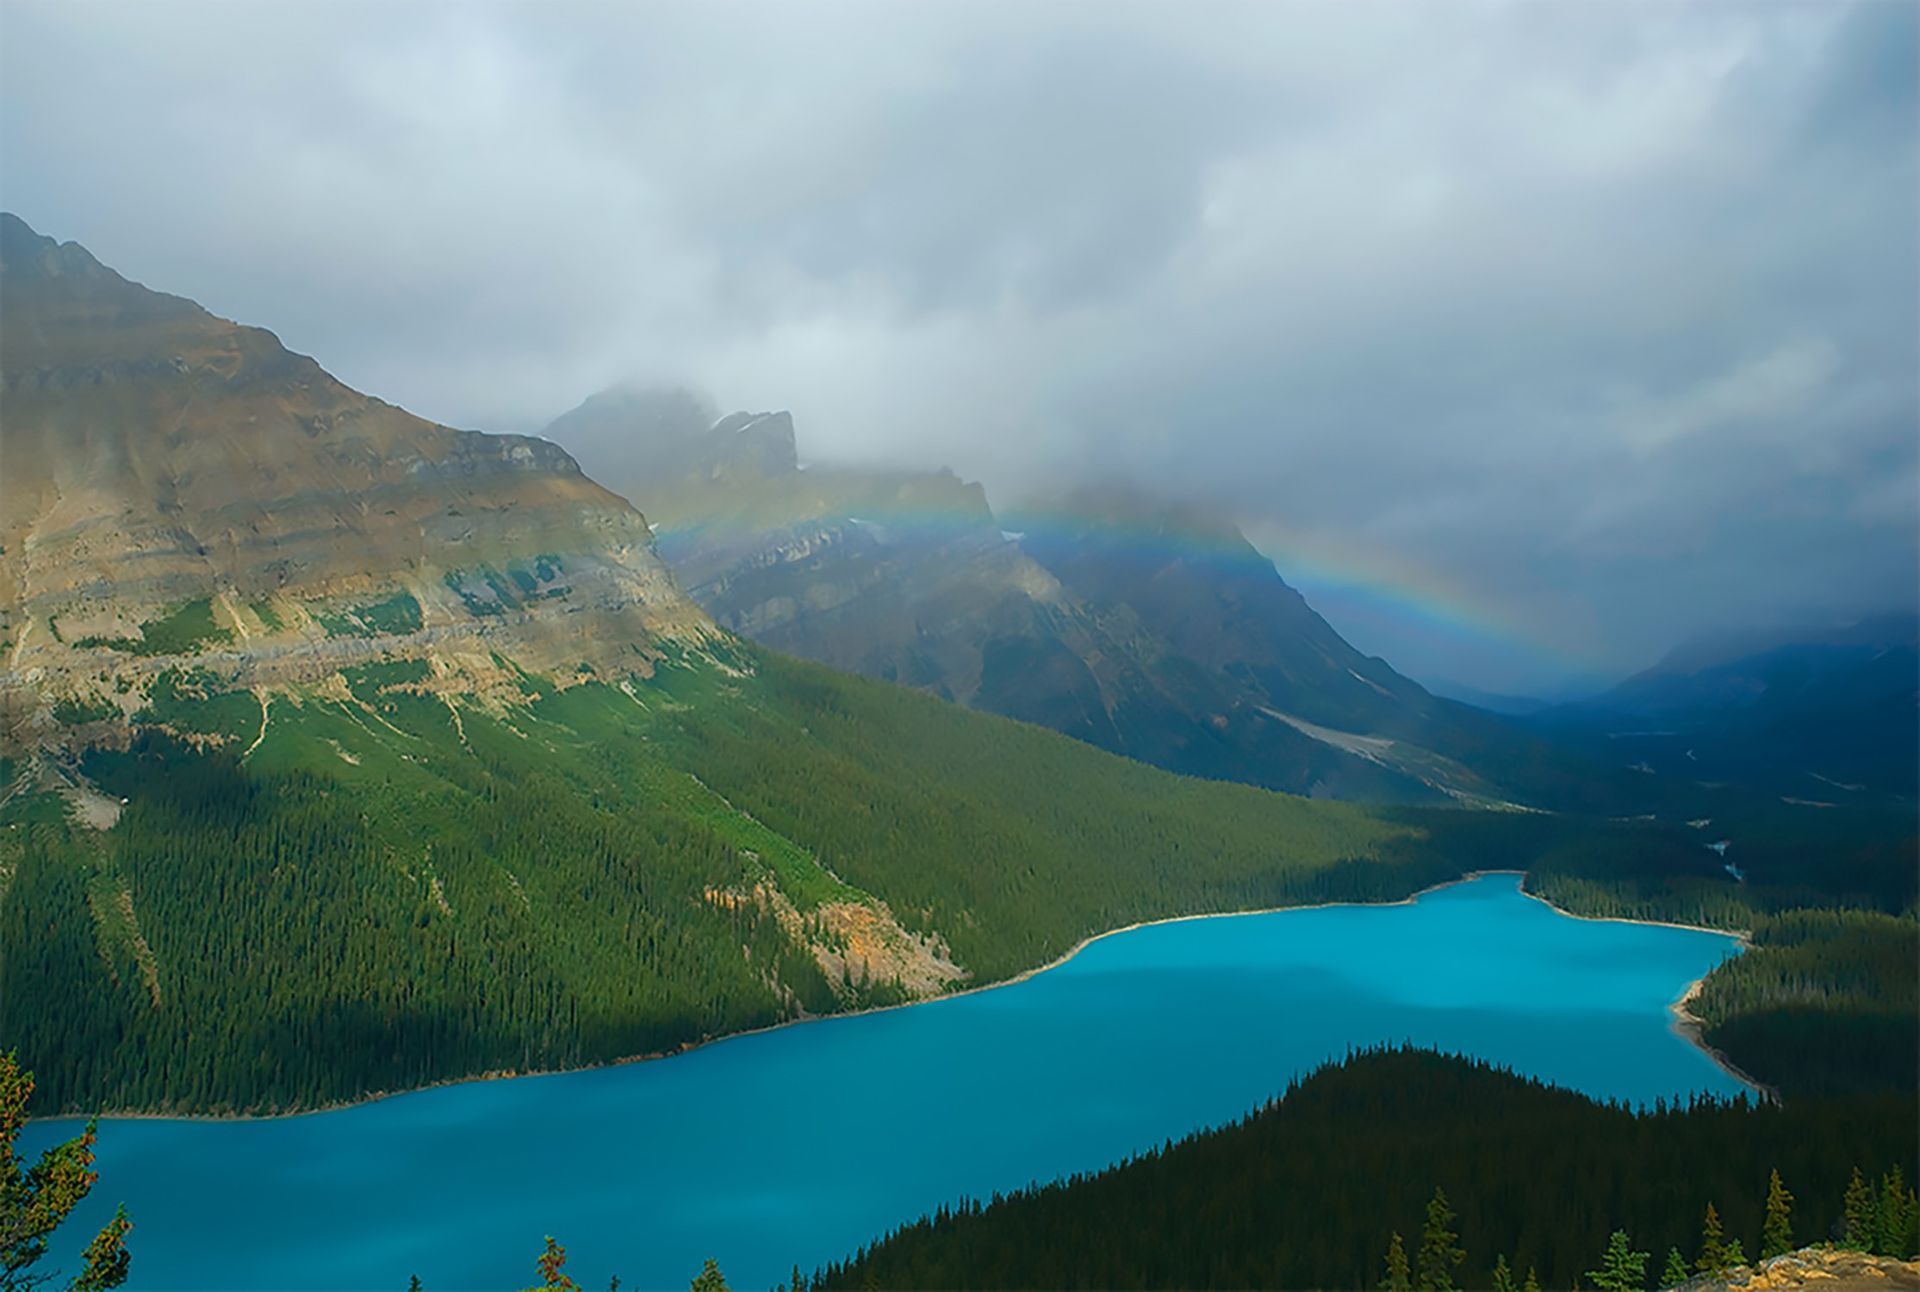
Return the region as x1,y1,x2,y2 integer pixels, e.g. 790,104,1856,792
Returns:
815,1048,1919,1291
2,646,1463,1115
1692,908,1919,1099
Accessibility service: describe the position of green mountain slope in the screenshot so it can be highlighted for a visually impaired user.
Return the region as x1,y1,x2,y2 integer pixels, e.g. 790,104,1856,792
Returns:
3,642,1478,1115
0,216,1474,1115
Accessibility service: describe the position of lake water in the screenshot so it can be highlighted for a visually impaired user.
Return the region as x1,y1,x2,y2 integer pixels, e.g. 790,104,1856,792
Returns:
24,873,1744,1291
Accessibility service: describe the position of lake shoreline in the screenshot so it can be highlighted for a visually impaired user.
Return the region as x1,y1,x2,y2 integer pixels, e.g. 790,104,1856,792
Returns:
31,867,1757,1126
1509,884,1771,1101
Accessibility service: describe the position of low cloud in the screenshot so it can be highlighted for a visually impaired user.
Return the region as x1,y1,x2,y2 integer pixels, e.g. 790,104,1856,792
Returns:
2,0,1911,690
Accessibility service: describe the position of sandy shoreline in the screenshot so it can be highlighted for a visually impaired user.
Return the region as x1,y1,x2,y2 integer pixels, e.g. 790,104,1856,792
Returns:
30,867,1760,1126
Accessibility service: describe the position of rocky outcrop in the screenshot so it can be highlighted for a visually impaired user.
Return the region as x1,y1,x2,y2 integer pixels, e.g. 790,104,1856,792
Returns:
1676,1247,1920,1291
0,212,711,741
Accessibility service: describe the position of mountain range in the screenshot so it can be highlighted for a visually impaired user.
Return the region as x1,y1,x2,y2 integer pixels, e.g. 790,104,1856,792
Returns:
1532,615,1919,802
0,212,1499,1116
543,387,1702,812
2,211,1909,1124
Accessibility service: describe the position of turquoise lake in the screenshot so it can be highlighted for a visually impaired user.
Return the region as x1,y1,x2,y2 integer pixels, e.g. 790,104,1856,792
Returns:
25,873,1745,1291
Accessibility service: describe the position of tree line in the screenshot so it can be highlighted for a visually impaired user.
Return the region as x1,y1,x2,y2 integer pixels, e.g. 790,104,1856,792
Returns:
812,1048,1917,1290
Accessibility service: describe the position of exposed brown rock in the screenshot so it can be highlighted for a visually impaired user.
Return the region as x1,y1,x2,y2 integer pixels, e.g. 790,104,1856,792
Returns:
1679,1248,1920,1292
0,212,712,729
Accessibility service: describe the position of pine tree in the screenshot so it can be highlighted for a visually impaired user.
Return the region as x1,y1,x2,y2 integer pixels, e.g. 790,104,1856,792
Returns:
1383,1231,1411,1292
1522,1267,1541,1292
790,1265,806,1292
1490,1254,1517,1292
408,1280,423,1292
1760,1169,1795,1259
690,1258,731,1292
1415,1187,1466,1292
71,1206,133,1292
1695,1202,1727,1274
1660,1248,1687,1288
1877,1166,1918,1259
0,1052,133,1291
1721,1238,1746,1268
529,1236,579,1292
1586,1230,1648,1292
1843,1168,1877,1251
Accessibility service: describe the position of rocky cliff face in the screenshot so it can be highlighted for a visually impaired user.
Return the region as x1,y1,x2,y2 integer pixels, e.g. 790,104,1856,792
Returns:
0,213,709,744
543,390,1543,804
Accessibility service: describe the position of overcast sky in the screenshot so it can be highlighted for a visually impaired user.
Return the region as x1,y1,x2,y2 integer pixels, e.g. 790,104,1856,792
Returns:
3,1,1913,693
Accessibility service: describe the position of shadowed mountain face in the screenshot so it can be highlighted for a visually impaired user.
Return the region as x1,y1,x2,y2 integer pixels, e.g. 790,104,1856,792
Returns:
0,213,707,719
547,391,1634,808
1534,616,1920,801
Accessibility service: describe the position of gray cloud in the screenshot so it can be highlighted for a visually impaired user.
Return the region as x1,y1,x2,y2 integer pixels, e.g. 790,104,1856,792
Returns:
2,0,1911,692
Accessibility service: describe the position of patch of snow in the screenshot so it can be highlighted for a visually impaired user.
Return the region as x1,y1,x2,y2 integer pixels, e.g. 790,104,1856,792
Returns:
1706,840,1729,856
1345,668,1397,699
1259,706,1396,758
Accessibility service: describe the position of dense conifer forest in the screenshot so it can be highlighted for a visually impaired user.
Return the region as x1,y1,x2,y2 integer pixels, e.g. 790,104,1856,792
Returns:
813,1048,1920,1291
1692,908,1918,1099
3,649,1452,1114
5,647,1914,1119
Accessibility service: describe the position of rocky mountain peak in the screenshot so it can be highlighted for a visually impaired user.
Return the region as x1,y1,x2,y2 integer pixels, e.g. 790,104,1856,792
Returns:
0,219,711,744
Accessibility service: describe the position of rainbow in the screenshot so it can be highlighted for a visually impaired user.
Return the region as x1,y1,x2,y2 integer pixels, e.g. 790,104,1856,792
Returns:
653,469,1607,676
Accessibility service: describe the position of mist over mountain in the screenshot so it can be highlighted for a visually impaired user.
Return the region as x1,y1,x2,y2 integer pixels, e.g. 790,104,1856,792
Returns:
3,0,1912,693
1,4,1915,1283
542,389,1685,811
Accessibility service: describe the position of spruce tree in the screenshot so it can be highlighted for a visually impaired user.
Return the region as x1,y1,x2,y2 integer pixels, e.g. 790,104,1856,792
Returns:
530,1236,579,1292
1695,1202,1727,1274
1586,1230,1648,1292
1721,1238,1746,1268
790,1265,806,1292
1415,1187,1465,1292
1842,1168,1876,1251
690,1258,731,1292
71,1207,133,1292
1522,1267,1541,1292
1660,1248,1688,1288
1383,1231,1411,1292
1761,1169,1794,1259
1877,1167,1918,1259
0,1053,133,1291
1490,1254,1516,1292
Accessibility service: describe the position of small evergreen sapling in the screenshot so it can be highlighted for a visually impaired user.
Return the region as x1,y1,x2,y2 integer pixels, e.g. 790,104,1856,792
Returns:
1842,1168,1876,1251
1877,1166,1919,1258
1415,1187,1466,1292
1760,1169,1794,1259
1695,1202,1727,1274
1383,1231,1411,1292
1585,1230,1648,1292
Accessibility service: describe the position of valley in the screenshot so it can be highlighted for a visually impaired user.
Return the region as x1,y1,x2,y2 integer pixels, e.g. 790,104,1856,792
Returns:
18,874,1756,1290
0,207,1912,1292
